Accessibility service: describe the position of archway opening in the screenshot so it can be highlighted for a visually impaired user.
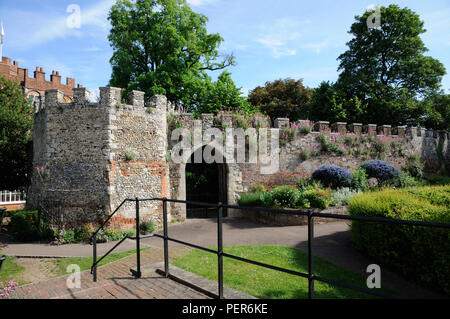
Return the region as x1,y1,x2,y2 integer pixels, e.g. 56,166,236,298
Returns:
185,147,227,218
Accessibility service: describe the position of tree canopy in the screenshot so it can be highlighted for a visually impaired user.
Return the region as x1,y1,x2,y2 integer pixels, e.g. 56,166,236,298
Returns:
248,78,313,121
0,76,33,190
196,71,253,115
335,4,446,125
108,0,236,111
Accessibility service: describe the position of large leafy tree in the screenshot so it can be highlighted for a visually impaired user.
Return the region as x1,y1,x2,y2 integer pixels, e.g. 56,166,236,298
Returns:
197,71,253,115
336,5,446,125
248,78,313,121
418,92,450,131
0,76,33,189
108,0,235,109
307,81,366,124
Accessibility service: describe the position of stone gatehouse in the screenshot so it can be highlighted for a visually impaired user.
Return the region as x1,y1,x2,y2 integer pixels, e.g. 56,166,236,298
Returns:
27,87,450,228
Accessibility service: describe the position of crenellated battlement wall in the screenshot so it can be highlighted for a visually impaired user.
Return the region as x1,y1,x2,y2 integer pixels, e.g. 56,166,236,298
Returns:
28,87,174,227
28,86,450,227
0,56,82,100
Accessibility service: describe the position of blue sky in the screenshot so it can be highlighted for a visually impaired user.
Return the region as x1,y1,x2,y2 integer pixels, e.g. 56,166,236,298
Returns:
1,0,449,99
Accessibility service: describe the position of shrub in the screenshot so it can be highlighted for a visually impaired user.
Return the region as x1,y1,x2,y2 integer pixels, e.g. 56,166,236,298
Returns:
348,186,450,295
125,151,135,161
299,150,309,161
373,140,388,156
249,184,266,193
238,192,265,207
297,177,312,192
424,174,450,186
94,228,135,244
361,160,399,182
271,186,300,209
300,125,312,135
331,188,361,206
390,171,419,188
318,134,345,155
405,154,424,179
312,165,353,189
9,210,52,242
351,168,368,191
302,188,332,209
140,219,156,235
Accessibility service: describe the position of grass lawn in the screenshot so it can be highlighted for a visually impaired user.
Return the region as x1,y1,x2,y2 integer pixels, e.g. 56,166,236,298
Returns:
0,255,28,286
173,245,392,299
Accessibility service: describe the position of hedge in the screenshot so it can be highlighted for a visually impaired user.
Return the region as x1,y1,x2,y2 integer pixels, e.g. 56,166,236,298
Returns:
348,185,450,295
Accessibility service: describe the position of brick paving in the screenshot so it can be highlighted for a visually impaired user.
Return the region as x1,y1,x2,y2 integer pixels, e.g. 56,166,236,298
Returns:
11,247,210,299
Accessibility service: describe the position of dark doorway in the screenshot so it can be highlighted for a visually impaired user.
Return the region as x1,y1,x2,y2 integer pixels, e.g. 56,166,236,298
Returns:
185,148,227,218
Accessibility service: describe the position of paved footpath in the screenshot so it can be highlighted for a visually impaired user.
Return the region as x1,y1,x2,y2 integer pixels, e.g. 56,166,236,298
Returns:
11,247,209,299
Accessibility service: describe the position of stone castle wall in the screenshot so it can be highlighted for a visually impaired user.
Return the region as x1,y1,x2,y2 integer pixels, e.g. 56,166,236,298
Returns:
29,87,450,227
28,87,174,228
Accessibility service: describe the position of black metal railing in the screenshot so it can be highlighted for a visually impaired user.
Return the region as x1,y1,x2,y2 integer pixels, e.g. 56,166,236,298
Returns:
91,197,450,299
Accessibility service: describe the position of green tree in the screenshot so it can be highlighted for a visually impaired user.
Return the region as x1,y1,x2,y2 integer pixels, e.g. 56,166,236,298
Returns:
418,92,450,131
248,78,313,121
108,0,234,109
307,81,367,124
0,76,33,189
336,5,446,125
197,71,253,115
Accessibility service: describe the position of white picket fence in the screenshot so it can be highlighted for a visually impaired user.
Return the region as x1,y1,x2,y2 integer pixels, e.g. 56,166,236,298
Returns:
0,190,26,204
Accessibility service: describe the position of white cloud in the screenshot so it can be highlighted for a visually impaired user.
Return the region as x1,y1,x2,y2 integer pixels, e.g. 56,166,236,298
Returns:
303,40,329,54
10,0,114,49
255,18,304,58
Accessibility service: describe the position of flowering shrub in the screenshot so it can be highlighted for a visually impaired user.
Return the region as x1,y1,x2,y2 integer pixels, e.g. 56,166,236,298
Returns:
215,109,271,130
312,165,353,189
361,160,399,182
299,120,314,134
318,134,345,155
35,166,49,181
302,188,332,209
0,281,18,298
280,122,300,146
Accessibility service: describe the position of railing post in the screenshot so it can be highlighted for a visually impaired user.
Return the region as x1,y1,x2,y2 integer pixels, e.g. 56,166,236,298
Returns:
93,235,97,282
135,197,142,278
217,202,224,299
308,210,315,299
163,198,169,278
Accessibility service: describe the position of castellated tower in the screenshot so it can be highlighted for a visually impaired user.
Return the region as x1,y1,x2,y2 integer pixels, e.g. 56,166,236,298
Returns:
28,87,173,227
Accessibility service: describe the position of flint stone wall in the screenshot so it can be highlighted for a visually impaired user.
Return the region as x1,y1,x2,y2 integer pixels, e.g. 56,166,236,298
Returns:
29,88,449,228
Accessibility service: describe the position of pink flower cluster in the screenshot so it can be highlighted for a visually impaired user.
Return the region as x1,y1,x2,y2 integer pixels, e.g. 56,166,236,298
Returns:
0,280,18,298
35,166,48,180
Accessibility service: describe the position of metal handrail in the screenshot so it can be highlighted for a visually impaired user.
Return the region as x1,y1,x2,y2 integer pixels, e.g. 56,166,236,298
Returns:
0,255,6,272
91,197,450,299
91,199,131,239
